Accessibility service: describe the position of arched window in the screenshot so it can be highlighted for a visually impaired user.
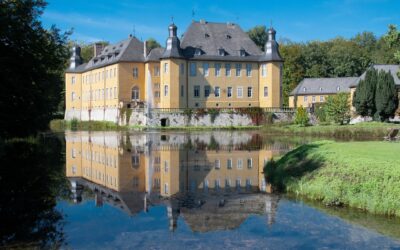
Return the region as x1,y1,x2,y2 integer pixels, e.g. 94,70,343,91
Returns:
131,86,139,100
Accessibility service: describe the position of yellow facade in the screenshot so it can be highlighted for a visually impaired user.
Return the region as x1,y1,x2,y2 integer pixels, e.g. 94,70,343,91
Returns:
289,94,332,108
66,61,282,115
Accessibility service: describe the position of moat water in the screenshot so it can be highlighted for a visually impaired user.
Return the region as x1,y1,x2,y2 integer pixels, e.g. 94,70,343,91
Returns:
1,131,399,249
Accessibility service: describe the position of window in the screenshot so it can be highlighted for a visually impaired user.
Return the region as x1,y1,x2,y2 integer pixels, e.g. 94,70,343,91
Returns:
164,63,169,73
303,87,307,92
190,62,197,76
71,76,76,84
214,159,220,169
227,158,232,169
194,85,200,97
336,86,341,91
131,86,139,100
235,63,241,76
247,158,253,169
215,63,221,76
71,92,76,101
237,159,243,169
203,63,209,76
106,88,109,99
264,86,268,97
204,85,210,97
155,91,160,98
320,96,324,102
227,87,232,98
247,87,253,97
261,64,267,77
131,154,140,167
225,63,231,76
225,179,231,188
72,148,76,158
312,96,316,103
164,160,169,172
246,64,252,77
164,85,169,96
164,183,169,194
180,85,184,97
237,87,243,98
180,63,184,75
133,67,138,78
304,96,308,102
114,87,117,99
114,68,116,77
154,66,160,76
214,87,220,97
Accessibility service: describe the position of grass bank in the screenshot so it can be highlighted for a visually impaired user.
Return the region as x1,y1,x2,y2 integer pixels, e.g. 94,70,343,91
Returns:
266,140,400,216
49,119,260,132
263,122,400,139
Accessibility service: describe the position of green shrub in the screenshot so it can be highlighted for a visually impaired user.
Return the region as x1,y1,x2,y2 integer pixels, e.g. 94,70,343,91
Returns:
325,93,351,125
314,103,327,123
294,106,309,126
70,118,78,131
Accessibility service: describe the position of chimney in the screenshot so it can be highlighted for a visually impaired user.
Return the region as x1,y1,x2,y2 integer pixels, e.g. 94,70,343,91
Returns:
69,46,82,69
144,40,148,57
93,42,104,57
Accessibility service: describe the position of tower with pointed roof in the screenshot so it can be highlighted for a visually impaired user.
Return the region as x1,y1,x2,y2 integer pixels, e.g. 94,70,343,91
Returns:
159,22,187,108
258,27,283,108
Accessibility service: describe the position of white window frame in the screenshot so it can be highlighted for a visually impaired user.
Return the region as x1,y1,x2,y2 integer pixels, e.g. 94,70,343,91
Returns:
164,63,169,73
227,158,232,169
225,63,231,76
246,63,252,77
247,87,253,98
194,85,200,98
227,87,232,98
235,63,241,77
264,86,268,97
214,159,220,169
237,87,243,98
203,62,209,76
164,85,169,96
237,158,243,169
204,85,210,97
261,64,267,77
214,86,220,97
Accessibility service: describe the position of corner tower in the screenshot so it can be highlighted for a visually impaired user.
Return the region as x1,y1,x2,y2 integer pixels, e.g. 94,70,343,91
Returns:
259,27,283,108
160,22,187,109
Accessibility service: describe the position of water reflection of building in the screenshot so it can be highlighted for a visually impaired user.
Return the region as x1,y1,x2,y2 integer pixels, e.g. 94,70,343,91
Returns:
66,131,291,231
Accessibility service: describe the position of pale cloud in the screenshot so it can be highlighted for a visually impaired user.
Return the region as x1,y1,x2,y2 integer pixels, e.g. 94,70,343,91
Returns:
43,11,164,37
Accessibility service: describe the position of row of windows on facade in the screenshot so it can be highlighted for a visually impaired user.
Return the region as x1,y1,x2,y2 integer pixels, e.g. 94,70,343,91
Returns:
160,84,269,98
160,157,254,172
71,87,118,102
162,62,268,77
72,67,118,85
72,148,118,168
82,167,117,187
302,86,341,93
303,95,325,102
162,178,255,194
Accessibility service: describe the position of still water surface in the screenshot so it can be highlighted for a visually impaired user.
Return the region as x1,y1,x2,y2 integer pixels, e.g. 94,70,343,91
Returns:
1,131,400,249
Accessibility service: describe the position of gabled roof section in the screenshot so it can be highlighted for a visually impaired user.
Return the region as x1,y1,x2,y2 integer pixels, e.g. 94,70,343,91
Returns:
290,77,359,96
181,21,263,61
145,47,165,62
66,36,144,73
351,64,400,87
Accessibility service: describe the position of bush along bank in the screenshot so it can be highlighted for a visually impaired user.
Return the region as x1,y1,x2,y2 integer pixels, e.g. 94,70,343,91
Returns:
265,140,400,217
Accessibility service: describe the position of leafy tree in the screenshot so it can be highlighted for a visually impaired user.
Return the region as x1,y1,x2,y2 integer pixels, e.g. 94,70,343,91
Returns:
374,70,398,121
383,24,400,63
325,93,351,125
353,69,377,116
294,106,309,126
247,25,267,51
0,0,70,138
146,38,161,51
75,41,109,63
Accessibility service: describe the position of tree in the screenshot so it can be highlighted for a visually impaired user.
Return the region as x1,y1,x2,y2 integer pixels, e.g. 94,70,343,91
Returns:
374,70,398,121
353,69,377,116
383,24,400,63
294,106,309,126
325,93,351,125
0,0,70,138
146,38,161,51
247,25,267,51
76,41,109,63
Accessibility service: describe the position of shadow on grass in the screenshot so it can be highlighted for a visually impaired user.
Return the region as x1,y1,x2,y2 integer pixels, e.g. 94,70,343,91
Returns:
264,143,325,192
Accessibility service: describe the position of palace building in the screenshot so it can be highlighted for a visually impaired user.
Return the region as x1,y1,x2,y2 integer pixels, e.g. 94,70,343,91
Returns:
65,20,283,122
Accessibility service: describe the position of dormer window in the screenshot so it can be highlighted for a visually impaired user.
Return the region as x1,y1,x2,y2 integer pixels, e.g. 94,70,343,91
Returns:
195,47,202,56
336,86,340,91
218,48,225,56
205,33,210,38
226,34,232,39
319,87,323,92
303,87,307,92
119,43,123,47
239,48,246,57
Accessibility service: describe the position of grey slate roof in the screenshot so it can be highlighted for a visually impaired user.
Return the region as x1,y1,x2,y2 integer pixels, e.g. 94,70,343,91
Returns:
290,77,359,96
66,36,144,73
145,47,165,62
350,64,400,87
180,21,264,61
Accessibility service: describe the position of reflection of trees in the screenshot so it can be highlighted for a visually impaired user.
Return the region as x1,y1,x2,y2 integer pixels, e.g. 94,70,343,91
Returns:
0,136,67,248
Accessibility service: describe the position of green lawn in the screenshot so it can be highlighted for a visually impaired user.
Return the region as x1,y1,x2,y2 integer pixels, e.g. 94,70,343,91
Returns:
266,140,400,216
263,122,400,138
